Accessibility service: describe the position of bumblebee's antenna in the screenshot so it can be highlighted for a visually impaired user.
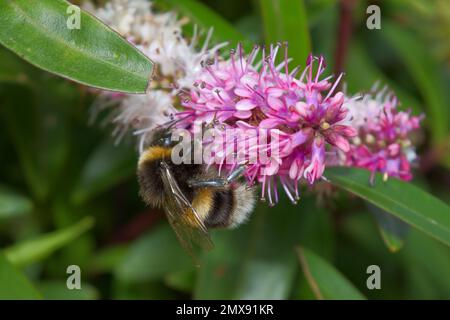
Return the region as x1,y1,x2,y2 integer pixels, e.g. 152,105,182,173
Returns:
160,113,194,131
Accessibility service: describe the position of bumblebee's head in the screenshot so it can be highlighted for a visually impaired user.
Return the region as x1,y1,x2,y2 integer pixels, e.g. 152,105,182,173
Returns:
150,127,176,148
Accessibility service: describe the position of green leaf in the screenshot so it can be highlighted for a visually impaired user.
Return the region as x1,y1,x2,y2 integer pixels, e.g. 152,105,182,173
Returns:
232,205,300,299
0,0,153,93
326,167,450,247
259,0,311,63
71,139,136,205
305,0,337,26
235,14,263,44
0,84,44,199
0,252,41,299
114,224,193,283
4,216,95,267
296,247,366,300
195,198,334,299
369,203,409,253
402,230,450,298
0,185,33,219
0,47,34,85
382,22,449,145
88,244,128,274
156,0,250,49
193,224,250,299
38,281,99,300
338,212,407,299
0,78,73,201
164,269,196,293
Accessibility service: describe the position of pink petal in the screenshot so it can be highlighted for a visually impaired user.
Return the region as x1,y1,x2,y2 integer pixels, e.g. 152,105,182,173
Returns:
260,118,284,128
267,96,284,111
289,161,299,180
262,158,280,176
328,92,344,108
236,99,257,111
333,125,357,137
294,101,309,117
235,120,255,129
234,87,253,98
387,143,400,157
291,128,313,148
265,87,284,97
241,74,258,87
334,135,350,152
212,87,230,101
234,110,252,119
313,80,331,91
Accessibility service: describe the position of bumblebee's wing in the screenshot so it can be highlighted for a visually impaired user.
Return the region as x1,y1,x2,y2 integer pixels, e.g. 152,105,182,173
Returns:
159,161,214,258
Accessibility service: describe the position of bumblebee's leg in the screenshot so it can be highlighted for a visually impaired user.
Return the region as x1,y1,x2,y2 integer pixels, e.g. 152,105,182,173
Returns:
187,178,227,188
226,165,246,183
187,166,246,188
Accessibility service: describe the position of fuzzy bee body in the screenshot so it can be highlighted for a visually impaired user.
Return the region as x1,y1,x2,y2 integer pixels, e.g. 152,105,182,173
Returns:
137,129,255,254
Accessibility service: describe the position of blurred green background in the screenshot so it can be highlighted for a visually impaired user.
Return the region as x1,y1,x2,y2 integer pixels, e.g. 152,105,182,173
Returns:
0,0,449,299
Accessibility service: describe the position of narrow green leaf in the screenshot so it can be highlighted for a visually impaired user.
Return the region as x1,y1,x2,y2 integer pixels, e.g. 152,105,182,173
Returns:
4,216,95,267
369,203,409,253
402,230,450,298
305,0,337,26
0,252,41,299
0,185,33,219
114,224,193,283
235,14,263,44
0,0,153,93
193,223,250,299
195,198,334,299
259,0,311,63
0,84,44,199
232,204,300,300
326,167,450,246
296,247,366,300
71,139,136,205
236,202,332,300
339,212,407,299
382,22,448,145
1,81,76,201
156,0,250,49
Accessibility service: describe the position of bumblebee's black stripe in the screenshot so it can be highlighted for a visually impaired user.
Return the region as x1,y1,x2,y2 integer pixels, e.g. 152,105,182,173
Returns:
138,151,202,206
204,189,235,228
168,162,202,200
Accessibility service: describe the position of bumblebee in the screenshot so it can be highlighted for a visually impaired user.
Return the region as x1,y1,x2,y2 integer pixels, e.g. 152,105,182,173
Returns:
137,125,256,257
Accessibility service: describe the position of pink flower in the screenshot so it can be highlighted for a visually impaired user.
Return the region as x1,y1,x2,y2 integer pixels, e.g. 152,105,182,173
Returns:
177,44,356,205
304,137,326,185
343,88,423,183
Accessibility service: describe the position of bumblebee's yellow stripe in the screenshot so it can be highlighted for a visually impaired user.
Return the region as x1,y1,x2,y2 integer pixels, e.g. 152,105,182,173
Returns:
138,146,173,167
185,188,214,227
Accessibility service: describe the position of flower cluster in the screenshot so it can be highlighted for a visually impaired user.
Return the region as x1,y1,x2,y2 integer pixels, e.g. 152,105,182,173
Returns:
175,45,423,204
177,44,357,205
84,0,226,148
88,1,424,206
343,87,423,183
